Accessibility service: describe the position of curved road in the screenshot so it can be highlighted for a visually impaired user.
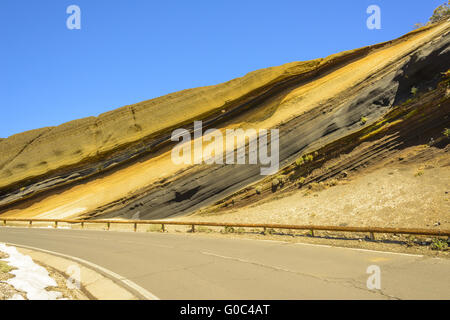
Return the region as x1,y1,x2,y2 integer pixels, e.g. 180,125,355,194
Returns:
0,227,449,300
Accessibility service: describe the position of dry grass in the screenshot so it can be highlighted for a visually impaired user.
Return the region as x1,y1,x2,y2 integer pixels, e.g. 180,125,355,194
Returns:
0,260,13,274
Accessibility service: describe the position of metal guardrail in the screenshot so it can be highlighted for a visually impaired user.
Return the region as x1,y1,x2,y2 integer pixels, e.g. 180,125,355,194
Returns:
1,218,449,239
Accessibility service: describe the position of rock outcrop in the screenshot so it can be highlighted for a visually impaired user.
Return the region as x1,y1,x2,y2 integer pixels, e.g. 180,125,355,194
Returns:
1,22,449,220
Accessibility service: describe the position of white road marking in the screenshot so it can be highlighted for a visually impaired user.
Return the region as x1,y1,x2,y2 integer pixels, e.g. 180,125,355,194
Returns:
292,242,424,257
5,242,159,300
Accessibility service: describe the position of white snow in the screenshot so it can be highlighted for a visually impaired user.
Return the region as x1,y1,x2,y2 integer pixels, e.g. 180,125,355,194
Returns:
0,243,63,300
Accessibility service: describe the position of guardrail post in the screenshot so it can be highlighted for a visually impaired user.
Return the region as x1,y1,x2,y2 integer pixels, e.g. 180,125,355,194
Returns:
191,225,195,233
106,222,110,231
54,221,58,229
81,222,84,229
2,220,5,227
161,224,165,232
134,223,137,232
28,221,32,228
310,229,315,237
263,227,267,234
369,232,375,241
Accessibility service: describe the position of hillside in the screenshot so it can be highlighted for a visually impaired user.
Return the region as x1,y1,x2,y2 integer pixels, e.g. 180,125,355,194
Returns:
0,21,449,225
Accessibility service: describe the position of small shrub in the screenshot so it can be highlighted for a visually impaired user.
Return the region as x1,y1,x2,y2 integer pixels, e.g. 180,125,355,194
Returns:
224,226,235,233
327,179,338,187
298,177,306,186
276,175,287,185
415,170,424,177
443,128,450,138
360,117,368,125
429,2,450,23
304,154,314,163
442,69,450,79
272,179,280,187
295,157,304,167
411,86,418,96
431,239,448,251
255,186,262,195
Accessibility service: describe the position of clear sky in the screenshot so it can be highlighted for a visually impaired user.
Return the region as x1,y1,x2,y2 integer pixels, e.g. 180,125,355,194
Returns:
0,0,445,138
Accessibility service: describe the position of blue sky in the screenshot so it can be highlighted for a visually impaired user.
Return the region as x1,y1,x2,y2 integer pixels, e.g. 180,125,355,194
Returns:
0,0,445,138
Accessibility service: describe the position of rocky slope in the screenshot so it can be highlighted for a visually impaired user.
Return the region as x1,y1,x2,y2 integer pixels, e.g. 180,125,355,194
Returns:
0,21,449,221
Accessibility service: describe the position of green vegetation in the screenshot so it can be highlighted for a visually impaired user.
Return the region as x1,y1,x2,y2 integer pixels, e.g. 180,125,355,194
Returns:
411,86,418,96
295,153,316,167
304,154,314,163
414,169,424,177
224,226,235,233
443,128,450,138
295,157,304,167
360,116,368,125
255,186,262,195
276,175,287,185
429,1,450,23
414,1,450,27
443,69,450,79
431,238,449,251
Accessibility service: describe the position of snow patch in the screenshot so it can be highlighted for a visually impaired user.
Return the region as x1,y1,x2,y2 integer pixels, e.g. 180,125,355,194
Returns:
0,243,63,300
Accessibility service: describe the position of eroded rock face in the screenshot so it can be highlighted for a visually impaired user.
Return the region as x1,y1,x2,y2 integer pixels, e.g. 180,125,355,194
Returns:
1,22,449,220
0,60,322,190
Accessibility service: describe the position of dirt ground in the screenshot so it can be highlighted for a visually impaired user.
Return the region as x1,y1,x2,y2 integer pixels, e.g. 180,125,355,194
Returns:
187,145,450,230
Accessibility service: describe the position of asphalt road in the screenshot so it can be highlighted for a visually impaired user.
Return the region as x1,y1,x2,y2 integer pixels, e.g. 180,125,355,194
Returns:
0,227,449,300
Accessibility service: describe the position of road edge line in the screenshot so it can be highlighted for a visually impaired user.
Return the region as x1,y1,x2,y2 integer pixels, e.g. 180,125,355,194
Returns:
4,242,159,300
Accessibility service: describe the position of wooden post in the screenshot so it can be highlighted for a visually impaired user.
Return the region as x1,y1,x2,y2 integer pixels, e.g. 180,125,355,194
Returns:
161,224,165,232
29,221,32,228
81,222,84,229
310,229,315,237
134,223,137,232
191,225,195,233
54,221,58,229
107,222,110,231
263,227,267,234
2,220,6,226
369,232,375,241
